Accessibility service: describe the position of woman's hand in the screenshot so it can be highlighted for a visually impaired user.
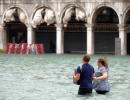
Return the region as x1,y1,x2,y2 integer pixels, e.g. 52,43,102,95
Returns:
93,77,98,80
93,72,108,80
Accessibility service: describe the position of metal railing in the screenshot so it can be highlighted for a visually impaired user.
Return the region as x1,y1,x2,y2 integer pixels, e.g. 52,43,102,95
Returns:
125,25,130,32
94,23,118,32
4,22,130,32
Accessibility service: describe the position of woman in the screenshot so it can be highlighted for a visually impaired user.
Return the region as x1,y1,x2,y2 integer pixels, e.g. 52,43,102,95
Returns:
73,54,95,95
93,58,110,94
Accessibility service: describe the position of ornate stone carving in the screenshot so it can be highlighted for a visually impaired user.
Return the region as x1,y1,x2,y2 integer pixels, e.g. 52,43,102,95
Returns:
32,7,55,28
62,6,86,27
4,7,27,24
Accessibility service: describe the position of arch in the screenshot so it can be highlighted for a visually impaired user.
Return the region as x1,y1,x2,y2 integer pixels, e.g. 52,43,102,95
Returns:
123,6,130,55
60,4,87,53
32,5,56,53
59,4,87,24
92,5,120,54
31,5,56,21
123,6,130,24
90,4,120,24
31,5,56,28
2,6,28,44
2,6,29,26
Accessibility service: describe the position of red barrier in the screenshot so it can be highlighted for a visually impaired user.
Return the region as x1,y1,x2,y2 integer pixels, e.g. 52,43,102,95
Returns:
35,44,44,54
40,44,44,54
8,43,15,54
16,44,22,54
6,43,44,54
21,43,28,54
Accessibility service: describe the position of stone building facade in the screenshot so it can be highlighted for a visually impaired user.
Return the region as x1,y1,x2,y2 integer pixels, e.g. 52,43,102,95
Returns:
0,0,130,55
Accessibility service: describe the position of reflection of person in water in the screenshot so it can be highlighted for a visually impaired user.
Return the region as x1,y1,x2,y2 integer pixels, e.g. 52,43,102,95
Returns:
49,40,55,52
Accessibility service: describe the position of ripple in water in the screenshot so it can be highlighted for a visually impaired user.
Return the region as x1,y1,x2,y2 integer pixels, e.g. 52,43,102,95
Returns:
0,54,130,100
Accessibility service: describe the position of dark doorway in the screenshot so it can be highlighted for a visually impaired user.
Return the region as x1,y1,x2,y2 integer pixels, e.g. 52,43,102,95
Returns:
94,7,119,54
126,11,130,55
127,33,130,54
5,22,27,43
34,23,56,53
64,15,86,53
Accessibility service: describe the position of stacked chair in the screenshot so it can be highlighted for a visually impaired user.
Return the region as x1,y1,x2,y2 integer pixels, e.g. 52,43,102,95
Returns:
6,43,44,54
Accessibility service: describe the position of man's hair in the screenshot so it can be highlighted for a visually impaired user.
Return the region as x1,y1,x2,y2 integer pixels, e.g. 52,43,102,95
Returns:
82,54,90,63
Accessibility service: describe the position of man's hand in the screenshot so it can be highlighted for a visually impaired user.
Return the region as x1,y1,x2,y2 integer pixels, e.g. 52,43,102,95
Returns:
73,73,80,81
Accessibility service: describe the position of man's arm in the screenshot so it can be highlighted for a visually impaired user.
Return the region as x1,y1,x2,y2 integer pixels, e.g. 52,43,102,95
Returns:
73,66,81,80
73,73,80,81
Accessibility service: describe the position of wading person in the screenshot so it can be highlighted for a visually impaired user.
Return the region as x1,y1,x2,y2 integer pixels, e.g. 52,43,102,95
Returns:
73,54,95,95
93,58,110,94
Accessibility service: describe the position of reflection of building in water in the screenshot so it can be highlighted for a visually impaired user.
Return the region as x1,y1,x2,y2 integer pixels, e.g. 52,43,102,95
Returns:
0,0,130,55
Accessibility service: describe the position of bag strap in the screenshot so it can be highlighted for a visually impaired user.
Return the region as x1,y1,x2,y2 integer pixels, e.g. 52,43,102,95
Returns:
79,64,83,73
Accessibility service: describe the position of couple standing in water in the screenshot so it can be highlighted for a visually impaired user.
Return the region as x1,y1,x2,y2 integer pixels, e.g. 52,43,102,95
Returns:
73,54,110,95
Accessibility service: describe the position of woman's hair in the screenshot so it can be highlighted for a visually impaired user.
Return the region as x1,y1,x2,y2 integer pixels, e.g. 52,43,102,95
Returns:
97,57,108,67
82,54,90,63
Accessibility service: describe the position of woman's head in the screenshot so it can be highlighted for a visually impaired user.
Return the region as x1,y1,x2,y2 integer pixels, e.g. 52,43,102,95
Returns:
97,57,108,68
82,54,90,63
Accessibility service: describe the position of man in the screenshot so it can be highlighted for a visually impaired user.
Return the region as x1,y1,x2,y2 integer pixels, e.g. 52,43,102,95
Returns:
73,54,94,95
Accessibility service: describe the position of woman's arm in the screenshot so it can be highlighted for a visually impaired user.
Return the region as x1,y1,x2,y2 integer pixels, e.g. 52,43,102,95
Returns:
93,72,108,80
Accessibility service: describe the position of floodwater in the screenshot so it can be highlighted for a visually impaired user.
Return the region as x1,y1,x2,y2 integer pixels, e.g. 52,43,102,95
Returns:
0,54,130,100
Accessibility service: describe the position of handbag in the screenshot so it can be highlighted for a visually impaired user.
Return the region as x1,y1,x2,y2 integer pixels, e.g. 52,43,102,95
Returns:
73,65,82,85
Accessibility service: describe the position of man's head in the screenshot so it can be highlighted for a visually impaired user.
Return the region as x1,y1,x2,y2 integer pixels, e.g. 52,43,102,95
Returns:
82,54,90,63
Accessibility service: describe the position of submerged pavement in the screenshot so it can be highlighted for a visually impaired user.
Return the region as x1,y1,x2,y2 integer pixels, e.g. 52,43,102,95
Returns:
0,54,130,100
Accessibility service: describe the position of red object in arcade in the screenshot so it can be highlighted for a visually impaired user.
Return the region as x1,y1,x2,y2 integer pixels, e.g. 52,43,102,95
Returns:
16,43,22,54
21,43,28,54
7,43,15,54
40,44,44,54
36,44,44,54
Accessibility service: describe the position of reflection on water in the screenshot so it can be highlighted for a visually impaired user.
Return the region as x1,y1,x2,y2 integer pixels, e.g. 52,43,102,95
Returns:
0,54,130,100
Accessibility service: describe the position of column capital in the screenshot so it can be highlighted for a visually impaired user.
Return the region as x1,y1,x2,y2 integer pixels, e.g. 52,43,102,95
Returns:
26,24,32,28
86,24,94,32
0,23,5,31
55,23,64,28
85,24,94,28
0,23,6,27
118,24,126,31
0,25,4,30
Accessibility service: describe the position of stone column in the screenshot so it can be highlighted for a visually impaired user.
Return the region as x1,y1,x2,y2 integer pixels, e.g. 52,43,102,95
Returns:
56,23,64,54
27,25,34,45
0,24,6,51
119,24,127,55
86,24,94,55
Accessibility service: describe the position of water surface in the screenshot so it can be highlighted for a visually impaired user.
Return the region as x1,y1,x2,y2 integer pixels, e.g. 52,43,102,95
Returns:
0,54,130,100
